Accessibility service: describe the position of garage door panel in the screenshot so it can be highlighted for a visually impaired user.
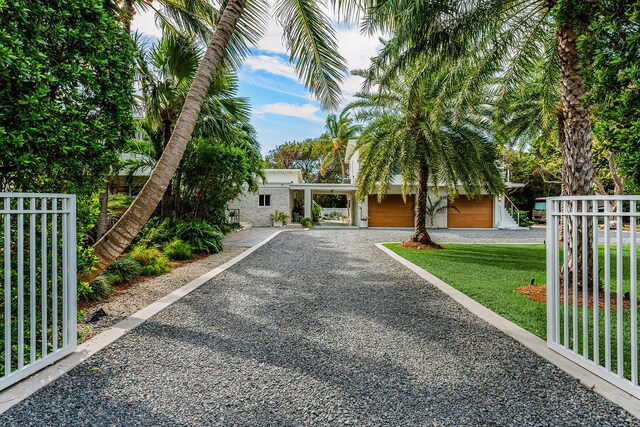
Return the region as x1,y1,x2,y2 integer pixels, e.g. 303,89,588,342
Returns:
368,195,414,227
447,196,493,228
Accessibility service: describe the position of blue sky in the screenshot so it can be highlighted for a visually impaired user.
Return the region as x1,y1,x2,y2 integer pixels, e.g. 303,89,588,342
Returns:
132,7,381,156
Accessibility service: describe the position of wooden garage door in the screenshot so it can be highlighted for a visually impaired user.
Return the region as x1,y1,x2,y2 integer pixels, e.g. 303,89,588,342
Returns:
368,195,414,227
447,195,493,228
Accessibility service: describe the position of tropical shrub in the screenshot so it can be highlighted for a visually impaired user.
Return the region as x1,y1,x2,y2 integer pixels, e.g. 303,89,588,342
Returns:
83,275,115,302
174,220,224,254
270,210,290,223
163,239,194,260
126,245,171,276
300,217,314,227
218,223,242,234
105,258,142,284
143,218,174,245
107,195,134,222
312,201,322,222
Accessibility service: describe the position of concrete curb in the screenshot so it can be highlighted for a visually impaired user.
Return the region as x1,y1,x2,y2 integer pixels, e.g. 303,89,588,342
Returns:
0,230,284,414
375,243,640,418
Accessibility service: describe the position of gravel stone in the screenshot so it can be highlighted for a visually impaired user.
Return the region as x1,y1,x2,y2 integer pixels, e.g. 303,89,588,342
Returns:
1,229,637,426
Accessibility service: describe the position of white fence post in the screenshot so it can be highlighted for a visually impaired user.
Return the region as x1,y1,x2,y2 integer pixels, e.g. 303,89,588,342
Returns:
547,195,640,398
0,193,77,391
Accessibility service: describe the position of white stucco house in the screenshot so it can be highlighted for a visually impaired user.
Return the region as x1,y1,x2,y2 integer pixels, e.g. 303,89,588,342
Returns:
228,142,525,229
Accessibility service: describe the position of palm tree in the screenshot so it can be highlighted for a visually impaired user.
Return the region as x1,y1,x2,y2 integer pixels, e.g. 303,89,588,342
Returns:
348,65,504,247
86,0,348,281
135,34,201,218
354,0,595,199
319,113,361,181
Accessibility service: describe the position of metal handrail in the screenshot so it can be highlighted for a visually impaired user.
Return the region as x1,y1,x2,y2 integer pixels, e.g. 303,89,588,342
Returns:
503,193,522,227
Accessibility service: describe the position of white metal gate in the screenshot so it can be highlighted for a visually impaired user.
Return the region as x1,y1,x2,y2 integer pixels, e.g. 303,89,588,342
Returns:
546,195,639,398
0,193,77,391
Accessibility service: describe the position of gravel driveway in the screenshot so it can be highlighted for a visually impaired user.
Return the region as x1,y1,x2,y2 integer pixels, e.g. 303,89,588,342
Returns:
2,229,637,426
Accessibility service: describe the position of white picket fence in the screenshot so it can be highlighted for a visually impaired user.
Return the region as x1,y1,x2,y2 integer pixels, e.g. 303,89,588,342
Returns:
0,193,77,391
546,195,639,398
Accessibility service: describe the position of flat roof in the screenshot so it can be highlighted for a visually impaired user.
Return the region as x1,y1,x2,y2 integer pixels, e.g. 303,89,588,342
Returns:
290,183,357,192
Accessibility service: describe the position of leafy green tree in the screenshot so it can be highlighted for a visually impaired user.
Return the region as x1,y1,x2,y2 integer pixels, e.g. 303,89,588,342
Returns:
90,0,348,280
175,138,255,220
0,0,135,277
0,0,135,195
580,1,640,191
349,66,503,247
265,139,322,182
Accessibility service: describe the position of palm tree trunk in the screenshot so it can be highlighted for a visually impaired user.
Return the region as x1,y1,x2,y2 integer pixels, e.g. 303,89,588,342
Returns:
410,158,442,249
160,119,173,220
122,0,135,33
96,187,109,239
338,149,346,181
83,0,246,282
557,24,594,287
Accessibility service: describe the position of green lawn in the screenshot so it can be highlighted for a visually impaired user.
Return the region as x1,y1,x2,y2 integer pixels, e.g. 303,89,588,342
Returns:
386,243,639,379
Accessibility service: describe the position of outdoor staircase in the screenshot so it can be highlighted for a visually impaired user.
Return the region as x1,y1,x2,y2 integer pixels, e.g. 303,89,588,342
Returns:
496,195,529,230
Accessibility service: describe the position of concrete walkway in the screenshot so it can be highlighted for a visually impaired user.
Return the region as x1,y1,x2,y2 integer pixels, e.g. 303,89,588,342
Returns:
1,230,637,425
224,227,281,247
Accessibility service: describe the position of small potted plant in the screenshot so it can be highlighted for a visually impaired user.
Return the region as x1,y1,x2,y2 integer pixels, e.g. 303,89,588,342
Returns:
270,210,290,227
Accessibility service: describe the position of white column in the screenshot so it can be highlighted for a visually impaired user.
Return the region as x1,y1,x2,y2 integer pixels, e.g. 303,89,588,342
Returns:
304,188,312,218
359,195,369,228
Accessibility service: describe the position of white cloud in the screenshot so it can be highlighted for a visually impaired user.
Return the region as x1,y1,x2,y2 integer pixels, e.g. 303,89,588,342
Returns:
244,55,298,81
254,103,325,123
131,7,162,39
131,3,383,107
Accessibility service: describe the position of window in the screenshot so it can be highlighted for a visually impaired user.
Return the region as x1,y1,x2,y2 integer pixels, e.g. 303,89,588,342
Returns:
259,194,271,207
533,201,546,211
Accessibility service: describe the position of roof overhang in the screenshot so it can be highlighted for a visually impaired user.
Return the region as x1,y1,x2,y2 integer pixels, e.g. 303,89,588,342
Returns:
290,183,357,194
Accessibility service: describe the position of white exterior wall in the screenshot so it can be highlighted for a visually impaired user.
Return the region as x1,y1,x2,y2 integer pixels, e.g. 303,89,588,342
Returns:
426,190,448,228
228,186,291,227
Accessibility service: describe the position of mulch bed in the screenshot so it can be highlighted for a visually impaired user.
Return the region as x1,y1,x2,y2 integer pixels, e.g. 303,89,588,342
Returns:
516,284,639,310
396,241,446,250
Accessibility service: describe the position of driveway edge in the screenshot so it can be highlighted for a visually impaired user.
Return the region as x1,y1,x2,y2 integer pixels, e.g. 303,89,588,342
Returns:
0,230,284,414
375,242,640,418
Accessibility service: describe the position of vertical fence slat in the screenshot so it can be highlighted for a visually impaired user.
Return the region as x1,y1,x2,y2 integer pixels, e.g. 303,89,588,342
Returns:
40,197,47,358
582,200,589,358
61,198,68,348
616,200,623,377
592,200,599,365
4,197,11,376
631,202,638,385
17,198,24,370
547,200,556,343
554,201,561,342
572,200,579,353
604,202,611,371
29,197,36,364
67,196,77,348
51,198,58,352
563,200,569,348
